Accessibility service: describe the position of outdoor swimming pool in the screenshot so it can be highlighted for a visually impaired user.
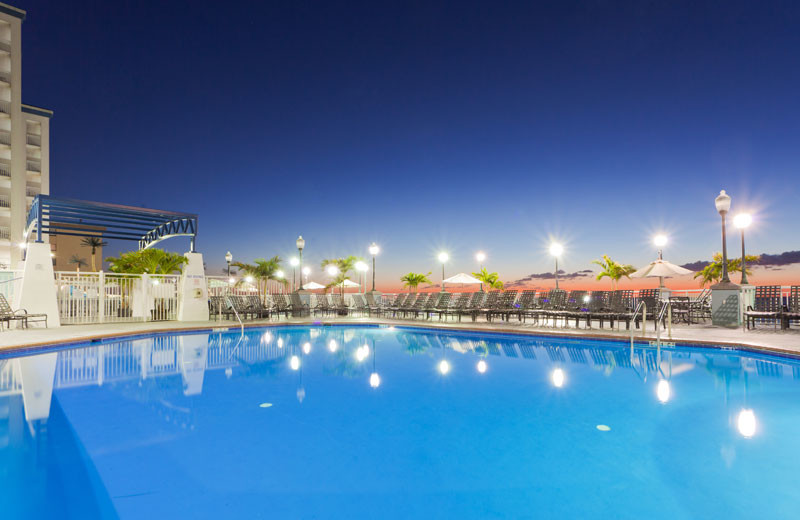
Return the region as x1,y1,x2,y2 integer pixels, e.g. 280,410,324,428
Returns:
1,325,798,519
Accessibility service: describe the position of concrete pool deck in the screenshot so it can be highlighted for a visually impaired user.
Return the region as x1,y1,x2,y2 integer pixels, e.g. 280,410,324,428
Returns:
2,316,799,358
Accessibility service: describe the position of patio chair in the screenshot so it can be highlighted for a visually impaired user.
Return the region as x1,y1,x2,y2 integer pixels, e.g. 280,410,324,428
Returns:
744,285,784,330
350,294,369,316
487,290,518,322
413,293,439,319
0,294,48,330
512,290,537,322
245,295,271,319
427,292,452,320
634,289,662,330
397,293,420,318
454,291,486,322
365,292,385,316
331,294,350,315
443,293,470,321
783,286,800,329
289,292,310,317
689,289,712,323
314,294,332,316
668,296,691,325
270,294,293,319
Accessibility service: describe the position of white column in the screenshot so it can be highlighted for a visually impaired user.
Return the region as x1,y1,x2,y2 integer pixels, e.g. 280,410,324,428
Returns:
177,252,208,321
14,241,60,327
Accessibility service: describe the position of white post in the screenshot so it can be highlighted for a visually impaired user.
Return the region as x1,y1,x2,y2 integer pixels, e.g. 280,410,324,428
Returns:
178,252,208,321
14,242,61,327
98,270,105,322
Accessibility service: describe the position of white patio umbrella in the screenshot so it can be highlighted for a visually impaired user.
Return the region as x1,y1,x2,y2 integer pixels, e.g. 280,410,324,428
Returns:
442,273,483,284
630,259,692,289
302,281,326,290
337,278,360,288
442,272,483,291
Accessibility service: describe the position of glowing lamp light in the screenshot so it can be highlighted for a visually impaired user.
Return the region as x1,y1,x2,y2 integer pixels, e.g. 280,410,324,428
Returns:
262,332,273,344
476,360,488,374
734,213,752,229
355,261,368,272
656,379,671,404
438,252,449,263
549,243,563,257
152,279,160,286
737,408,757,438
715,190,732,214
328,339,338,352
583,295,591,303
302,342,311,354
369,243,380,256
302,266,311,276
18,242,27,249
653,234,668,247
277,338,284,348
438,359,451,375
369,372,381,388
290,355,300,370
355,345,369,362
228,277,235,284
476,251,486,263
326,265,339,276
275,270,285,279
551,368,565,388
50,252,55,258
290,257,299,267
245,275,254,283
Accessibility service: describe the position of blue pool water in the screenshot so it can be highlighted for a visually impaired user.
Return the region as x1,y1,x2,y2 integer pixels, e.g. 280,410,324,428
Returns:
1,325,799,519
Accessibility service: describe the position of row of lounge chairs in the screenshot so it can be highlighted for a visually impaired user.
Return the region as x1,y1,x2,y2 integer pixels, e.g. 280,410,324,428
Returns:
744,285,800,330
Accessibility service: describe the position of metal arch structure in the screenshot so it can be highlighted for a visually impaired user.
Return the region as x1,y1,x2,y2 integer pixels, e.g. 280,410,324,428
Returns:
26,195,198,251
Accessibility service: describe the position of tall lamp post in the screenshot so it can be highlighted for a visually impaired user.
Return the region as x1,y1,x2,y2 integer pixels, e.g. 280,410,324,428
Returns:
549,243,563,290
225,251,232,278
368,243,380,293
438,252,449,292
734,213,752,285
711,190,740,327
476,251,486,292
715,191,732,284
295,236,305,292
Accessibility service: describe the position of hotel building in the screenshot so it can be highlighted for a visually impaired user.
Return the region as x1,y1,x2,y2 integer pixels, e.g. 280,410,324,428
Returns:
0,2,51,269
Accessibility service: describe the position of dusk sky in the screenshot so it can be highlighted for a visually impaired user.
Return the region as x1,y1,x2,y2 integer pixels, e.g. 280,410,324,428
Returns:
17,0,800,289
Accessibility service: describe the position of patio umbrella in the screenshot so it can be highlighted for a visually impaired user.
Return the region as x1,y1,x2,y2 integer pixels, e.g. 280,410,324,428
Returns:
302,281,325,290
442,272,483,291
336,279,360,288
442,273,483,284
630,259,692,289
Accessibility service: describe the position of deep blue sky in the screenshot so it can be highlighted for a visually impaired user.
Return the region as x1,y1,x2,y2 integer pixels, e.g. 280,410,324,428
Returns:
16,0,800,287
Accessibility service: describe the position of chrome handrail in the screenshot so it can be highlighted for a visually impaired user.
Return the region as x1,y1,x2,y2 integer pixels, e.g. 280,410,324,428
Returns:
224,295,244,335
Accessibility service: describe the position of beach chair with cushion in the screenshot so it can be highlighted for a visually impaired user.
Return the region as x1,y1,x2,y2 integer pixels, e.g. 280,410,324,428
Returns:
783,286,800,329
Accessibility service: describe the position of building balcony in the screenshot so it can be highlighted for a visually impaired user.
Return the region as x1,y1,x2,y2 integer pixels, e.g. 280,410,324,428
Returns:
0,227,9,241
26,134,41,147
0,100,9,116
0,69,9,85
0,162,9,178
26,160,40,173
0,130,9,146
0,40,10,53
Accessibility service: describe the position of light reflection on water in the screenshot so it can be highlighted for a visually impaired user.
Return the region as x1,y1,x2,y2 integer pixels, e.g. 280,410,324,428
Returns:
1,325,799,518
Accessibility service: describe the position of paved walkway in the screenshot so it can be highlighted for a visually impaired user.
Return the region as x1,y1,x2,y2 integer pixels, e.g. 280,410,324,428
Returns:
1,316,799,357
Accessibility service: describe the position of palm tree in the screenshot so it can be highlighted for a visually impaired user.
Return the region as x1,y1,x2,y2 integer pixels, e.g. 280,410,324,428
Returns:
80,236,108,271
69,254,88,272
105,248,186,274
472,267,504,290
400,272,432,292
233,256,286,301
591,255,636,290
693,253,760,286
321,256,360,296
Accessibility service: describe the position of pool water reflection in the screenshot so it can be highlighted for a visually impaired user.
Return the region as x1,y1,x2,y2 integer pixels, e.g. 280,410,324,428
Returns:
1,325,800,519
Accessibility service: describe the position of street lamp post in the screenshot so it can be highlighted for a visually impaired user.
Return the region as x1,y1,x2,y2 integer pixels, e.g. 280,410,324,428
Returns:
549,243,563,289
225,251,232,278
368,243,380,293
295,236,305,293
715,191,732,284
355,261,368,294
289,257,299,292
734,213,752,285
476,251,486,292
438,252,449,292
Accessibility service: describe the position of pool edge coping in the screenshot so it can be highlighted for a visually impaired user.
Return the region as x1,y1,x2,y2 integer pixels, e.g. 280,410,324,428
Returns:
2,319,799,361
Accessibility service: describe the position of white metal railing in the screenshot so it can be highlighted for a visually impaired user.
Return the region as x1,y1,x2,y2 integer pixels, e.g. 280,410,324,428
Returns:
0,197,8,208
26,134,41,147
0,164,9,177
0,227,10,240
0,130,9,146
55,271,180,324
0,100,9,115
26,160,41,173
